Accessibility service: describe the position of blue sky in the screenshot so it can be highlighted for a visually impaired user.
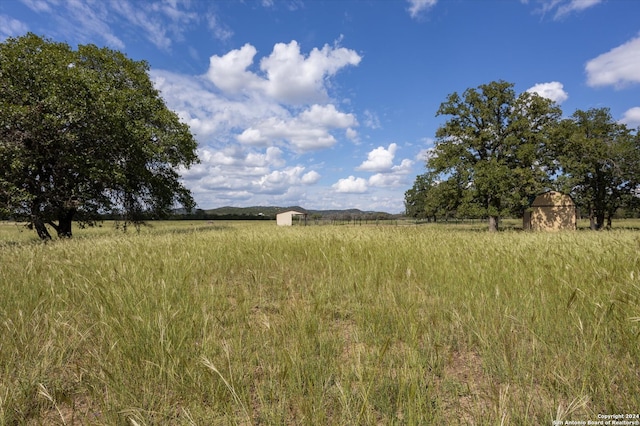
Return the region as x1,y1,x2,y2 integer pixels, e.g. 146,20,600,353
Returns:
2,0,639,213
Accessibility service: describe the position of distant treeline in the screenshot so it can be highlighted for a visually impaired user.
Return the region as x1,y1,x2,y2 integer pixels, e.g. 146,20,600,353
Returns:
170,210,273,221
0,210,400,222
167,210,399,222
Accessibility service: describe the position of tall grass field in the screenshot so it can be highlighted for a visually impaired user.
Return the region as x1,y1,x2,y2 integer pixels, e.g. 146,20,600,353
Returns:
1,221,639,424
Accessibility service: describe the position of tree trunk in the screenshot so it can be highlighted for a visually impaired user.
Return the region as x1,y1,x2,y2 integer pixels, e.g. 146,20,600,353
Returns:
56,208,76,238
593,176,606,230
595,211,605,230
488,215,499,232
589,204,605,230
32,216,52,240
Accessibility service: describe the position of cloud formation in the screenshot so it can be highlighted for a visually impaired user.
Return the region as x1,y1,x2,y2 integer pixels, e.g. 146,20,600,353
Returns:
333,176,368,193
526,81,569,104
534,0,602,20
407,0,437,18
586,34,640,88
357,143,398,172
153,40,363,207
179,145,320,206
17,0,211,49
354,144,414,189
255,166,321,194
236,104,357,152
206,41,362,104
620,107,640,128
0,14,29,39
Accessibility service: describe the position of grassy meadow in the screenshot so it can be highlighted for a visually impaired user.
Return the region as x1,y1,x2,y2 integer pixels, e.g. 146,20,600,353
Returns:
0,220,639,425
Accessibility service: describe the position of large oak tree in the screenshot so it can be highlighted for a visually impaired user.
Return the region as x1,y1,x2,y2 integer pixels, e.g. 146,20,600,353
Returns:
0,34,198,239
555,108,639,229
427,81,562,231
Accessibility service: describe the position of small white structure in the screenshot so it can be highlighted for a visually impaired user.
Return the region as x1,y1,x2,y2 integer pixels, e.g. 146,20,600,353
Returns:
276,210,307,226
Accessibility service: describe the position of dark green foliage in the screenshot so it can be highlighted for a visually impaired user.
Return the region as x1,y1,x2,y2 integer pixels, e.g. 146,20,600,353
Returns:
554,108,640,229
404,173,463,221
424,81,562,231
0,34,198,239
406,81,640,230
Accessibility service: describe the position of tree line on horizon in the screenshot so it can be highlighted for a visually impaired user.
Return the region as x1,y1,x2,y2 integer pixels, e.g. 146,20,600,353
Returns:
405,81,640,231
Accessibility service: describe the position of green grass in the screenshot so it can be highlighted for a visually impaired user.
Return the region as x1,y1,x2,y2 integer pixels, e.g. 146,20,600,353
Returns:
1,221,639,424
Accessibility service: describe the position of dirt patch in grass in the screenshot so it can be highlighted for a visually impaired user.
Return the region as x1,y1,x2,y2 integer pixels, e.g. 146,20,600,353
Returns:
435,349,490,423
32,392,101,425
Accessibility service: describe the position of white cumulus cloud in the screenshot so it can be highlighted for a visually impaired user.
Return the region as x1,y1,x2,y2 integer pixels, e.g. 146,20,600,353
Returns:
620,107,640,128
586,34,640,88
367,159,413,188
205,43,263,94
346,127,359,142
354,144,414,188
357,143,398,172
259,40,362,104
153,40,362,206
298,104,357,128
205,40,361,105
369,173,403,187
526,81,569,104
333,176,368,193
236,104,357,152
301,170,321,184
391,159,414,174
416,148,433,163
152,69,287,142
255,166,318,194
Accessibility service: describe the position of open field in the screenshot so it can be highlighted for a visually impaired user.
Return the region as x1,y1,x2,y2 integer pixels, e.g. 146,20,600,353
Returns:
1,221,639,424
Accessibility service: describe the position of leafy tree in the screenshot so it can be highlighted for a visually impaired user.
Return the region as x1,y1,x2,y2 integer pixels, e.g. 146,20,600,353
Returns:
0,34,198,239
554,108,639,229
405,173,432,220
405,172,463,221
427,80,562,231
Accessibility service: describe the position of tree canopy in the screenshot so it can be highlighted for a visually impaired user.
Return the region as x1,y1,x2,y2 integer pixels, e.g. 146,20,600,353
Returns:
555,108,640,229
424,80,562,231
407,81,639,230
0,34,199,239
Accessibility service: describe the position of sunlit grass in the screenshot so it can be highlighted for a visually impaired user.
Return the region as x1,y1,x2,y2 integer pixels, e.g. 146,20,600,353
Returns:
1,221,638,424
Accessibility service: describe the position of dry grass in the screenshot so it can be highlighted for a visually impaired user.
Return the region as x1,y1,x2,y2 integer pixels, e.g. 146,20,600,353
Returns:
0,220,639,424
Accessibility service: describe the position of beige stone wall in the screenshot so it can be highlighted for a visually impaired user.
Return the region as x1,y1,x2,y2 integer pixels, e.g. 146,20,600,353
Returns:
530,206,576,231
526,191,577,231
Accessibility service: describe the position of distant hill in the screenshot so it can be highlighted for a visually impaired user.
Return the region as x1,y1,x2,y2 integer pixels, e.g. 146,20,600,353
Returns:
203,206,391,217
169,205,398,221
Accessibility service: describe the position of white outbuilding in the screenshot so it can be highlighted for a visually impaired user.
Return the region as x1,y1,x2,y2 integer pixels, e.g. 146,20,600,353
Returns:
276,209,308,226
